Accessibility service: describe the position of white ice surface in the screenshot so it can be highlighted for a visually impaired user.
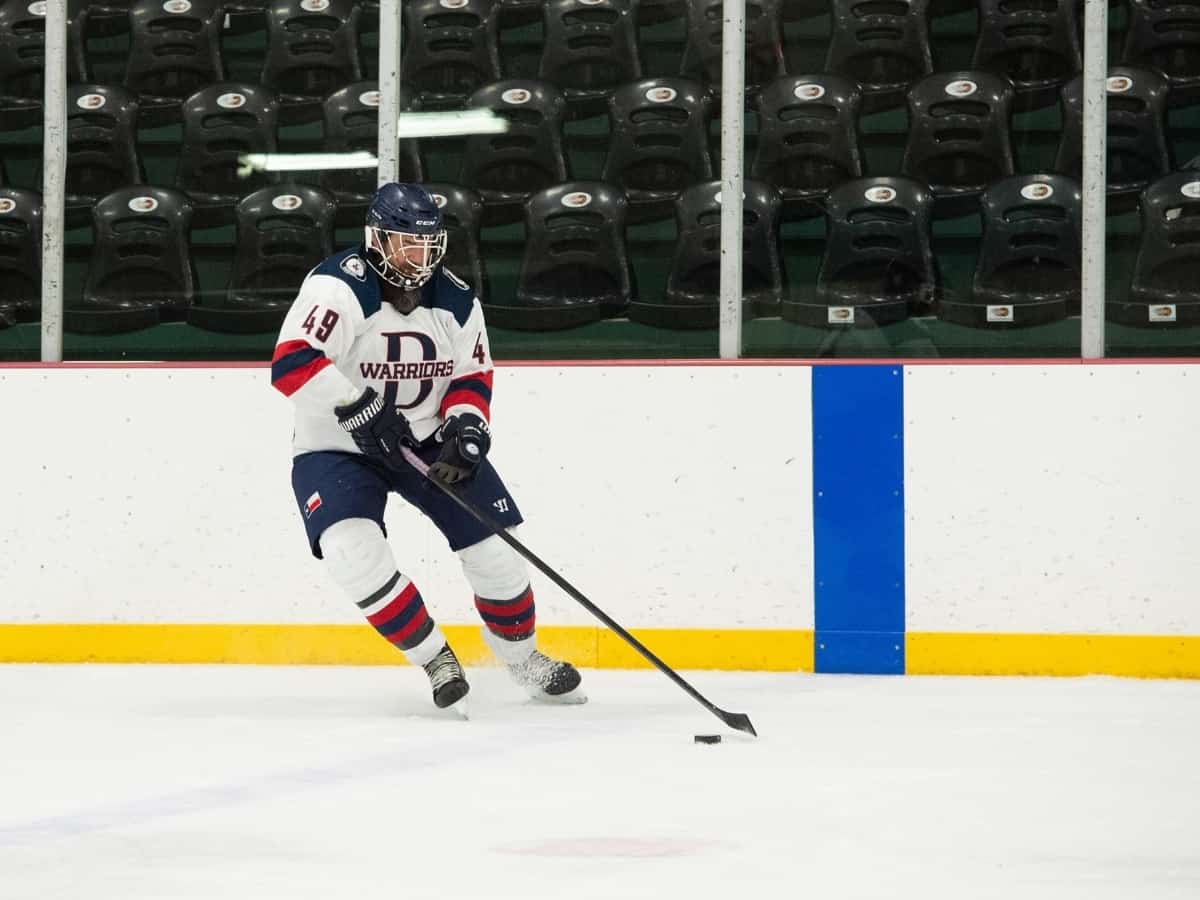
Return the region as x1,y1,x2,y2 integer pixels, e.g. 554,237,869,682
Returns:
1,666,1198,900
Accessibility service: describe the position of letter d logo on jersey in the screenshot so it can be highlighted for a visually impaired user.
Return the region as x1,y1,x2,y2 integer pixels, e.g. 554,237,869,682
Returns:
381,331,438,410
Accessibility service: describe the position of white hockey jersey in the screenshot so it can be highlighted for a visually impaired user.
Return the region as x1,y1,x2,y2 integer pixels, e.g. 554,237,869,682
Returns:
271,246,494,456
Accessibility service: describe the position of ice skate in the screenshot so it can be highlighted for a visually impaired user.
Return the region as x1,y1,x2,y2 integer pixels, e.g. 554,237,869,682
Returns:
422,644,470,714
506,650,587,705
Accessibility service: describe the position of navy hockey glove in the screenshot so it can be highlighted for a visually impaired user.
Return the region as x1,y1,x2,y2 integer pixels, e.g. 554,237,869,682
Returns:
429,413,491,485
335,387,415,466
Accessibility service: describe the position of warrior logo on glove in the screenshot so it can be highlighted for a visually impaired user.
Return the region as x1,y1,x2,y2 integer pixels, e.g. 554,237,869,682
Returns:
430,414,491,485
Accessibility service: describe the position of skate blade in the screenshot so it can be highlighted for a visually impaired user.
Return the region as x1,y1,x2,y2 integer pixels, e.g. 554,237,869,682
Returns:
448,694,470,719
526,685,588,705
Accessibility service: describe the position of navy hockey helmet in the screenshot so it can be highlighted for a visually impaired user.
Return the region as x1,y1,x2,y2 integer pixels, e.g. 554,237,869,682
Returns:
364,182,448,289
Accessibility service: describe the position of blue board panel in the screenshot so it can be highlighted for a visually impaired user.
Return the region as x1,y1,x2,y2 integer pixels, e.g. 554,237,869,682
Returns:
812,365,905,674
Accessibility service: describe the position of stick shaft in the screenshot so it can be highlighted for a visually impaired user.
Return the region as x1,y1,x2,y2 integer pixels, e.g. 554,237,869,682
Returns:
400,446,742,722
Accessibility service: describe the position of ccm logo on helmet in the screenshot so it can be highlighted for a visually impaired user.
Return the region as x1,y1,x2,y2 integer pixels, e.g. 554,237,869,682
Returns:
415,220,437,226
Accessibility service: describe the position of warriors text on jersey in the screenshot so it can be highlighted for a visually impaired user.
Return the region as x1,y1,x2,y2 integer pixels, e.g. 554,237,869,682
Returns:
270,247,493,455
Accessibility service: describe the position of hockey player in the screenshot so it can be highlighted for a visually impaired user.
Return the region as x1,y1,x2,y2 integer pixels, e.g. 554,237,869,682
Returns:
270,182,584,712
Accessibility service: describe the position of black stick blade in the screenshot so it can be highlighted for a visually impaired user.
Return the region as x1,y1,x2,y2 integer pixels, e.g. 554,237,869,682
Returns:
718,709,758,737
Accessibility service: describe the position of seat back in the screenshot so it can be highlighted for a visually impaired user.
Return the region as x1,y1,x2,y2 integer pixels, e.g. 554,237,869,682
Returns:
1129,172,1200,306
972,174,1081,309
826,0,933,110
177,83,280,209
539,0,640,113
816,175,937,309
516,181,632,320
680,0,785,91
1122,0,1200,98
666,179,784,306
67,84,143,207
972,0,1081,110
751,73,863,209
460,80,569,214
322,82,423,207
84,186,195,312
124,0,223,106
0,188,42,313
262,0,363,107
0,0,47,126
401,0,500,109
602,77,712,215
425,182,487,298
228,184,336,307
66,0,90,84
902,70,1015,213
1057,67,1171,201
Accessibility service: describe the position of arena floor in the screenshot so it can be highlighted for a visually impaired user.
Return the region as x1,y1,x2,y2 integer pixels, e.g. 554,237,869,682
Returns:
1,665,1197,899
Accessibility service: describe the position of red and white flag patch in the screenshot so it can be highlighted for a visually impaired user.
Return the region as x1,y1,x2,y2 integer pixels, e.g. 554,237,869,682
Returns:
304,491,323,518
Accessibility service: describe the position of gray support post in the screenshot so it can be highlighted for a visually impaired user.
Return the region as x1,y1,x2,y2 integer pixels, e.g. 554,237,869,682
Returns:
1080,0,1107,359
376,0,402,185
718,0,746,359
41,0,67,362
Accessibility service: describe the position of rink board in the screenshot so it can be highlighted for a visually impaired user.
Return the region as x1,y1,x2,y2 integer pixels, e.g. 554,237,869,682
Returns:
1,361,1198,676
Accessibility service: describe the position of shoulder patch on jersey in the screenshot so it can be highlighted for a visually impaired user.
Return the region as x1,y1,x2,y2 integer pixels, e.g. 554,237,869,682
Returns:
340,255,367,282
420,267,476,327
311,246,381,317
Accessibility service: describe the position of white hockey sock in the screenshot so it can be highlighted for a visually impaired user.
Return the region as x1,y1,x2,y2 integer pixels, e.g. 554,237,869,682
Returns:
321,518,448,667
482,625,536,667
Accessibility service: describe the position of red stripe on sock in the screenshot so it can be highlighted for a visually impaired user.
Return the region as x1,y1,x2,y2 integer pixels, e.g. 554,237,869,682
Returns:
388,606,430,645
366,582,419,628
474,589,533,619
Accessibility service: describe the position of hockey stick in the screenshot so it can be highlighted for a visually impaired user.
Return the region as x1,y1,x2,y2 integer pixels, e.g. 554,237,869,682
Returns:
400,445,758,737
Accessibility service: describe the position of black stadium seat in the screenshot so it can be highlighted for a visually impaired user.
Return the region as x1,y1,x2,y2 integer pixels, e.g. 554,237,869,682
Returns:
176,83,281,224
751,73,864,216
826,0,933,112
190,184,336,334
499,180,632,329
401,0,500,110
941,173,1082,328
65,83,143,223
1057,67,1172,213
634,178,783,328
0,187,42,328
68,185,195,334
322,82,423,223
459,79,569,223
784,175,937,327
0,0,48,128
971,0,1082,112
1115,172,1200,326
262,0,364,122
1121,0,1200,103
124,0,224,126
902,70,1016,217
538,0,641,116
602,76,713,221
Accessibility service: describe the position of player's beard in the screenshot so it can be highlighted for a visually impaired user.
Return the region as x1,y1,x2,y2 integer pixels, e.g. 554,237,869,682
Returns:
384,283,421,314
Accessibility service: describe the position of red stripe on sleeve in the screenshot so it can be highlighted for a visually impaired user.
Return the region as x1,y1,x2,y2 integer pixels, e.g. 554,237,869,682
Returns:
273,356,332,397
272,339,314,363
454,369,494,392
440,388,490,420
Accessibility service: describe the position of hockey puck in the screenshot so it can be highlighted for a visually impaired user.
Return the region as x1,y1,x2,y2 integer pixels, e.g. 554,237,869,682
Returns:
693,734,722,745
